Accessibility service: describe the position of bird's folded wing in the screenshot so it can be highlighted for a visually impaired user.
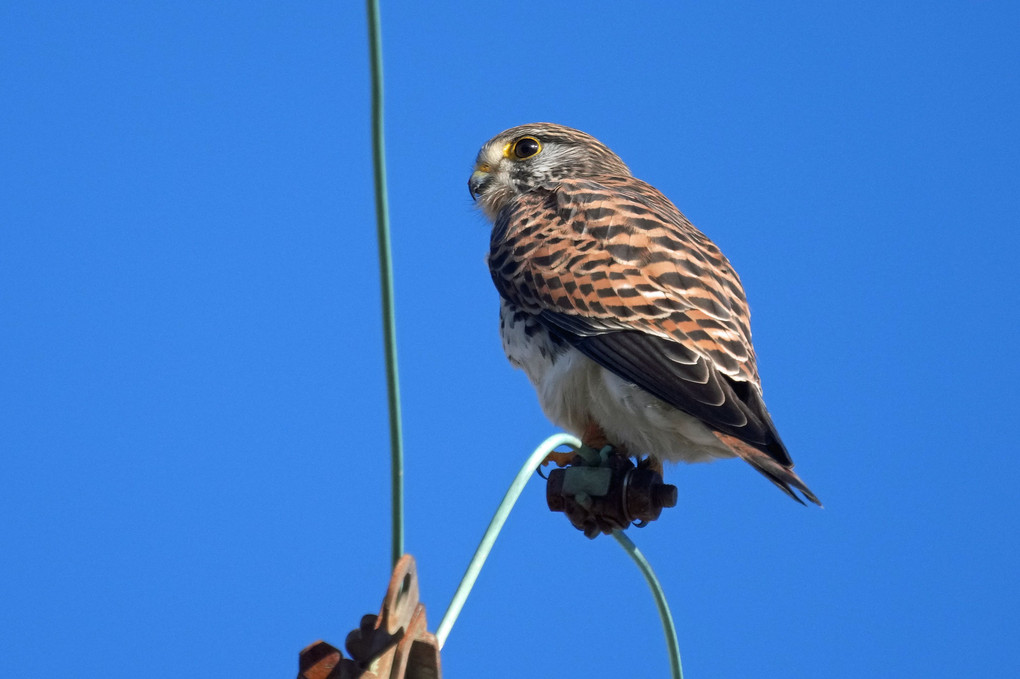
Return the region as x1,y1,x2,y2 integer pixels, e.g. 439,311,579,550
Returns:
539,313,792,467
489,176,792,467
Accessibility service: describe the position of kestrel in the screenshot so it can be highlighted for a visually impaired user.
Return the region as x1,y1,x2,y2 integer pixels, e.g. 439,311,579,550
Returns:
469,123,820,505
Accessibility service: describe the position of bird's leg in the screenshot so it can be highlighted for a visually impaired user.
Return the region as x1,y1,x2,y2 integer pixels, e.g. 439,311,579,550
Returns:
581,420,660,472
541,420,620,468
584,420,634,464
581,420,611,450
575,420,629,467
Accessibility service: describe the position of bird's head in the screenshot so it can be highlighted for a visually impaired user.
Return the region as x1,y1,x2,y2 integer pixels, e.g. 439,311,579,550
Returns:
468,123,630,220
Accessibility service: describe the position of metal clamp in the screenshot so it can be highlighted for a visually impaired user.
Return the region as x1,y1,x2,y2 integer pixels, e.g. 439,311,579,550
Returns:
546,450,678,538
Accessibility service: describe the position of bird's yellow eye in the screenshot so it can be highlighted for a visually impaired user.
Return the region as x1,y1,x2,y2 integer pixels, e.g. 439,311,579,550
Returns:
510,136,542,159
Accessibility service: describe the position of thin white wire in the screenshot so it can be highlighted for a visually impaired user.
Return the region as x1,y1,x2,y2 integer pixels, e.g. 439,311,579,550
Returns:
435,432,581,648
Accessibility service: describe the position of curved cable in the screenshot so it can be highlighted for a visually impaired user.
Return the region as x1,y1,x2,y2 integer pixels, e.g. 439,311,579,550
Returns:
436,433,582,648
612,530,684,679
437,434,684,679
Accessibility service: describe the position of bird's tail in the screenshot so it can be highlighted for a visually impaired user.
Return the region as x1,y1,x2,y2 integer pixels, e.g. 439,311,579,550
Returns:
713,432,822,507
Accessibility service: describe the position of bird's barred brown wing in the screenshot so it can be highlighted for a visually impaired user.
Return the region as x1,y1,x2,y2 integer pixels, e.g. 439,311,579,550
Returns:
489,175,794,468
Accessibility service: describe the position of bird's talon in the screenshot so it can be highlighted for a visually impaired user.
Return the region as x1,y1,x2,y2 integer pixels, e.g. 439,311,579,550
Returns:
636,455,664,476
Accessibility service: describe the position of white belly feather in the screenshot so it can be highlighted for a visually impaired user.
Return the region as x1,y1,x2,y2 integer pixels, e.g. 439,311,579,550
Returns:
499,300,734,464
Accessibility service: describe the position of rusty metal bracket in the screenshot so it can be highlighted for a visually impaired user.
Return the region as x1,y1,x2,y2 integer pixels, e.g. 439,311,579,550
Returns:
546,450,678,538
297,554,441,679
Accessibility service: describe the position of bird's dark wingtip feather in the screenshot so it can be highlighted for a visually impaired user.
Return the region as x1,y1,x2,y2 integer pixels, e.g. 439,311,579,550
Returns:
755,457,823,507
715,432,822,507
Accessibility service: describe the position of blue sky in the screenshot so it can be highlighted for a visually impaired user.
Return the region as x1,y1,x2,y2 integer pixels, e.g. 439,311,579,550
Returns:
2,2,1018,677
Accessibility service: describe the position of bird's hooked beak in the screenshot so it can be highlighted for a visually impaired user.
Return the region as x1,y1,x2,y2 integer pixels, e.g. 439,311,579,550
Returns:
468,163,492,201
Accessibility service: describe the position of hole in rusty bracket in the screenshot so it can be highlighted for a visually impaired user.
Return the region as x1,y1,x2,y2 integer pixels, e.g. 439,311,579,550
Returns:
298,555,442,679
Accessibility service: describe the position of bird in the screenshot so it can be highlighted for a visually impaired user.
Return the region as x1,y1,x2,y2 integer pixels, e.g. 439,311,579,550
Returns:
468,122,820,506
